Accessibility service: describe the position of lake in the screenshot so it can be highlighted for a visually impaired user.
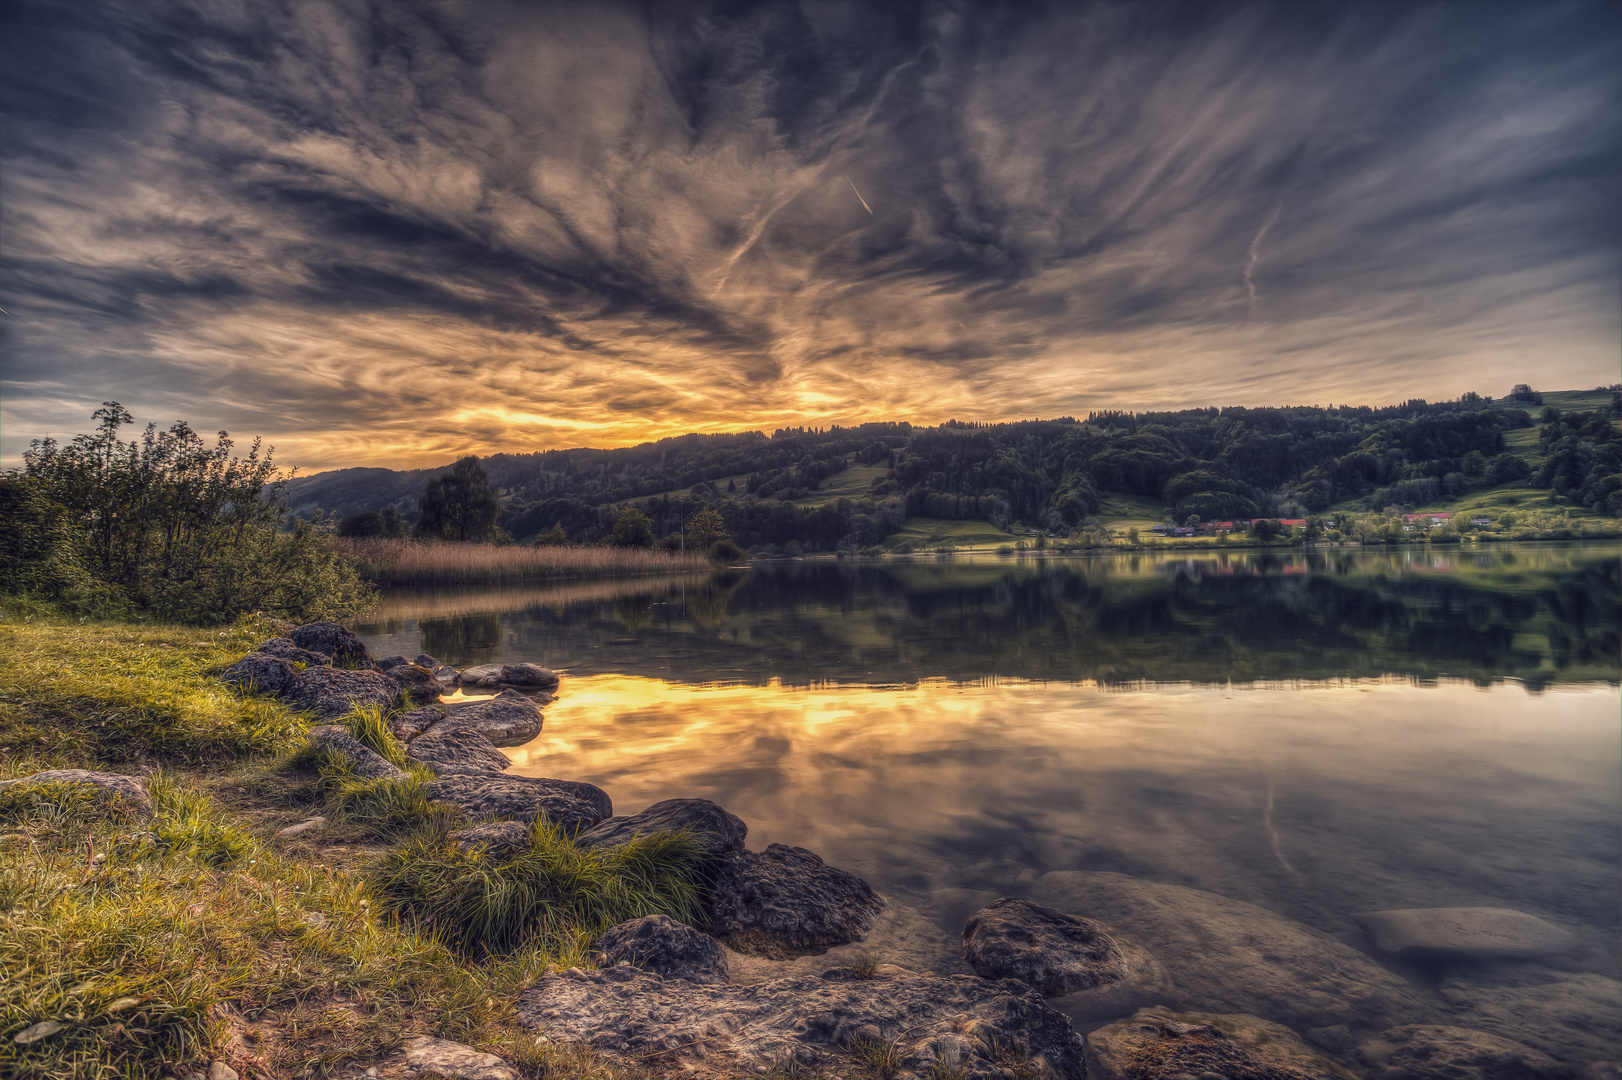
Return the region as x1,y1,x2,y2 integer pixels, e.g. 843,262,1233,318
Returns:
355,542,1621,1059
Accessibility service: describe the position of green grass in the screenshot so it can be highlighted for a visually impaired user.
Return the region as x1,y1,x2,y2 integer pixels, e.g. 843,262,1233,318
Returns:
0,606,662,1079
882,517,1023,551
1093,491,1169,529
371,818,708,957
787,462,891,508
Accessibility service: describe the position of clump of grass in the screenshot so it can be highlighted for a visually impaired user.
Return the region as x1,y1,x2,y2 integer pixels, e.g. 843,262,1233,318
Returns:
848,1034,901,1077
850,951,883,979
0,780,133,828
147,774,255,868
372,818,707,956
342,704,412,769
329,768,462,840
330,537,706,585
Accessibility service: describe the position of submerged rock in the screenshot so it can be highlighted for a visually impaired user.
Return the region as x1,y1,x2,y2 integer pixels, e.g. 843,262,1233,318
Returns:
1030,871,1429,1032
517,965,1087,1078
220,652,297,695
1437,962,1622,1064
0,769,153,818
450,821,532,861
439,689,544,746
1356,907,1582,962
253,637,331,666
710,843,886,957
1086,1008,1356,1080
576,798,748,858
408,727,512,775
307,725,405,782
963,897,1130,996
287,622,372,667
281,667,401,721
725,899,974,984
594,915,730,984
1357,1024,1570,1080
424,773,610,832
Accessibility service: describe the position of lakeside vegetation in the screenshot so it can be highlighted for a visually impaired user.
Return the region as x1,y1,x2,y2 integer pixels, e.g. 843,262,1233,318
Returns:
285,385,1620,559
0,607,685,1079
330,536,708,586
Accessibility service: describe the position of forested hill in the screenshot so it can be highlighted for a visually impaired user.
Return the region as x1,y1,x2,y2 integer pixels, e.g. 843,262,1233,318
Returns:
286,388,1621,549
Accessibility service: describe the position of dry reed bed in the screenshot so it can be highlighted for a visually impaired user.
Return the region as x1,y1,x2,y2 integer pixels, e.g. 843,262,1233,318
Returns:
368,574,714,622
329,537,707,585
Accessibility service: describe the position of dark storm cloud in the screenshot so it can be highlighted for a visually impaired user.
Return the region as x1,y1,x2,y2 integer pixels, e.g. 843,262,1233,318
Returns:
2,0,1618,468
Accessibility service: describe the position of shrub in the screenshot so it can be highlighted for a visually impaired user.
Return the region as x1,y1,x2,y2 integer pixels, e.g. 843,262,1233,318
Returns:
708,538,745,563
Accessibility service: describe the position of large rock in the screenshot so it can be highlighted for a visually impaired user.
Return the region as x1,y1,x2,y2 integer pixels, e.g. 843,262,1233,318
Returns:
388,705,445,742
253,637,331,666
1356,908,1582,962
962,898,1172,1025
709,844,885,957
1437,962,1622,1064
424,773,610,833
725,899,975,985
307,725,406,782
575,798,748,858
450,821,532,861
1086,1008,1356,1080
594,915,730,984
287,622,372,666
499,663,559,690
374,655,412,670
408,728,512,775
382,663,443,707
517,965,1087,1078
0,769,153,819
1357,1024,1571,1080
438,690,544,746
1030,871,1429,1032
458,663,504,686
281,667,401,721
219,652,297,695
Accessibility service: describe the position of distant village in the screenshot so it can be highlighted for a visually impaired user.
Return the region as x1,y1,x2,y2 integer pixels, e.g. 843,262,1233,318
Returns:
1149,512,1490,538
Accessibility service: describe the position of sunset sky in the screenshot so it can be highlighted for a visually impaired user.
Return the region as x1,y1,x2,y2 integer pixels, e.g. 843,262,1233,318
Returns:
3,1,1618,472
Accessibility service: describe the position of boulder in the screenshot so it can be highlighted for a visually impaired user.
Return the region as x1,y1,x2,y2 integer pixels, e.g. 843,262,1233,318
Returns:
1437,962,1621,1064
307,725,406,782
396,1036,517,1080
381,663,442,707
594,915,730,984
253,637,332,666
709,843,886,957
439,690,544,746
0,769,153,819
1030,871,1429,1032
1357,1024,1571,1080
458,663,504,686
431,664,460,687
1356,908,1582,962
219,652,297,695
281,667,401,721
517,965,1087,1078
725,899,974,985
413,653,440,670
424,773,610,833
388,705,445,742
961,897,1173,1025
1086,1008,1356,1080
450,821,532,861
575,798,748,858
287,622,372,666
962,897,1130,997
408,728,512,775
499,663,560,690
374,655,412,670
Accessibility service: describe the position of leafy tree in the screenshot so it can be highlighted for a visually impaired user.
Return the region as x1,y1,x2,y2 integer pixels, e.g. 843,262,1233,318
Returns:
415,456,501,542
611,506,654,548
532,523,567,547
686,507,729,550
338,511,387,537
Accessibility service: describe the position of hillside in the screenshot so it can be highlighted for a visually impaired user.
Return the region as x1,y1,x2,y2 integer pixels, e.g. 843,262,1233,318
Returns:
285,385,1621,553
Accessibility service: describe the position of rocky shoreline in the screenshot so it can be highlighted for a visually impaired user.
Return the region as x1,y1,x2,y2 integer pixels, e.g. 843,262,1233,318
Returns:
4,621,1616,1080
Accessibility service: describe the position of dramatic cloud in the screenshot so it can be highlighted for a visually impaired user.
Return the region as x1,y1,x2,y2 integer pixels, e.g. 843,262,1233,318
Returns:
3,0,1618,469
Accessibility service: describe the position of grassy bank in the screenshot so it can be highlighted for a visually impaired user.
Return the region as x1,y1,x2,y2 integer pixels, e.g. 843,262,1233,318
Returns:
330,537,708,586
0,606,684,1079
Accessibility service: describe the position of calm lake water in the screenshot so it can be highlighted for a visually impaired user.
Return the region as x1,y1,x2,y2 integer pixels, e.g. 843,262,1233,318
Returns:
355,543,1620,1052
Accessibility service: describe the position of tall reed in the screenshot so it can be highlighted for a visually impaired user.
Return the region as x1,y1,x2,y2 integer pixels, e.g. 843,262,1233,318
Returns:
329,537,707,585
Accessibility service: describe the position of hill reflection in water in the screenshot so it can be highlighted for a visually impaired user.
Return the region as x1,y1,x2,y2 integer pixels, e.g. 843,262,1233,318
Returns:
357,543,1620,689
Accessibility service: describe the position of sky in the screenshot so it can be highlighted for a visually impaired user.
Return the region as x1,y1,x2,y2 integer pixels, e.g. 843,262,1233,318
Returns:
3,0,1619,472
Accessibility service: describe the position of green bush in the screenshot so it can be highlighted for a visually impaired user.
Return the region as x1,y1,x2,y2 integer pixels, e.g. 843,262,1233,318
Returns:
371,818,707,956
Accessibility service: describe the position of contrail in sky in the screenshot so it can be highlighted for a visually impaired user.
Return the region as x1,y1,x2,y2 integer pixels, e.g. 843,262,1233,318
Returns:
1245,201,1284,313
847,178,874,215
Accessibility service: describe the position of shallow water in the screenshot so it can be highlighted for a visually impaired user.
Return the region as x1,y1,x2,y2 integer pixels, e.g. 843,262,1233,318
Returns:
356,543,1621,1054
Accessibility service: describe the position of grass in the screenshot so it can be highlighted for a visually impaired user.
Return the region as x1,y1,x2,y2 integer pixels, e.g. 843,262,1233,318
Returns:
0,604,670,1079
330,537,706,586
787,462,890,509
371,818,708,957
881,517,1023,552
